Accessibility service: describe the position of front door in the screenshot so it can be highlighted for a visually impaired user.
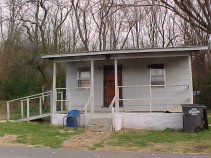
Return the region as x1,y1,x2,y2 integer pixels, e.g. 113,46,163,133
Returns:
104,65,122,107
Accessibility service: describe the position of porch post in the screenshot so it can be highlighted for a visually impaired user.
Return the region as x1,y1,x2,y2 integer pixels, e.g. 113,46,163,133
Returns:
90,60,95,113
149,68,152,112
114,59,119,112
188,55,193,104
52,61,57,115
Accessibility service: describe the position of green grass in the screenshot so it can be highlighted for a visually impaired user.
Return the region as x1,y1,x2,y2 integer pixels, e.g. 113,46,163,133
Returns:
0,122,84,148
89,141,105,150
97,129,211,153
107,129,211,147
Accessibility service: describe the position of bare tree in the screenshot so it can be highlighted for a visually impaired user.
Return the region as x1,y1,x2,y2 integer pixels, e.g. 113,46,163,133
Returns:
51,1,72,52
160,0,211,34
71,0,90,51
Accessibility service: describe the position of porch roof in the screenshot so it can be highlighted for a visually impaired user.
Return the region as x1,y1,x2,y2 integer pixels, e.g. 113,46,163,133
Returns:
42,46,207,61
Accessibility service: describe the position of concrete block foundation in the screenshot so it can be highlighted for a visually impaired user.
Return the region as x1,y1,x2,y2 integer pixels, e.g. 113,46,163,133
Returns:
51,112,183,130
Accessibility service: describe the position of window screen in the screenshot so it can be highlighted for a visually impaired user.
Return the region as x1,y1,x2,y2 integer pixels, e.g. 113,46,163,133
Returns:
150,64,165,85
78,68,90,87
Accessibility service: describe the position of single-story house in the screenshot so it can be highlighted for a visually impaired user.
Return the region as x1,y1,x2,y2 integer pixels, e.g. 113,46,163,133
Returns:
42,46,207,131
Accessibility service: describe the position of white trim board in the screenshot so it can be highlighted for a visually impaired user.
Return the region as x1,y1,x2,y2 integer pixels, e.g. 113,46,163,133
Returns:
42,46,207,61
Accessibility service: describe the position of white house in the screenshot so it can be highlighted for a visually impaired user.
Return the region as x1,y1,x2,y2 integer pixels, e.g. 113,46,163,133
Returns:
42,46,207,131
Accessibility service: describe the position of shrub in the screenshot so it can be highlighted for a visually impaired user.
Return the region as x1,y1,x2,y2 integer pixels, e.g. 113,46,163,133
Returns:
0,73,41,100
198,76,211,109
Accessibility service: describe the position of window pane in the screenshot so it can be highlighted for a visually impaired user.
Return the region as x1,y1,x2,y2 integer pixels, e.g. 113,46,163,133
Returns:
78,68,90,87
156,69,163,76
79,80,90,87
151,69,157,76
80,71,90,79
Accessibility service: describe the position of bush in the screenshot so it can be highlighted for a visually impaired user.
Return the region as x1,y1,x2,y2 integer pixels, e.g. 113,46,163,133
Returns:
0,73,41,100
198,76,211,109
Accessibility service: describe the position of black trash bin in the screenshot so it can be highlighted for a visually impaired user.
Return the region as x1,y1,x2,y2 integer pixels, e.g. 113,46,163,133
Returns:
182,104,208,132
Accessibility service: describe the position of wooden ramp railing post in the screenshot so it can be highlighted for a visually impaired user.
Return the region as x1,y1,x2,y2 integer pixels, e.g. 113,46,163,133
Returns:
27,98,30,122
39,97,42,115
21,100,24,118
61,91,64,111
6,101,10,121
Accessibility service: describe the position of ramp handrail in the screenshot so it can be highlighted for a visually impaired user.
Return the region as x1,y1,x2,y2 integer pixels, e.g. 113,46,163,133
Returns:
109,96,116,131
82,95,93,131
7,91,52,103
6,91,52,122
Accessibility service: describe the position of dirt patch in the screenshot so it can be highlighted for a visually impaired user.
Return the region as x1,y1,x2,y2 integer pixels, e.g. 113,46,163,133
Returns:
63,131,111,149
0,135,17,144
194,144,210,152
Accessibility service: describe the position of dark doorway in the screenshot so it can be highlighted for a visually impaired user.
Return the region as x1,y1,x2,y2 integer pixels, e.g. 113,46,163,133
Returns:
103,65,122,107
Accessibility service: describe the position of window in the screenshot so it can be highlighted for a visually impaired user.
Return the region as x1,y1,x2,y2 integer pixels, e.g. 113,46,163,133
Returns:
150,64,165,85
77,68,90,87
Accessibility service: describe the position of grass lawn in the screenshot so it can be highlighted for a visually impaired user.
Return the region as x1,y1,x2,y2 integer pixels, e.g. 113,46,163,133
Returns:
93,129,211,153
91,110,211,153
0,122,84,148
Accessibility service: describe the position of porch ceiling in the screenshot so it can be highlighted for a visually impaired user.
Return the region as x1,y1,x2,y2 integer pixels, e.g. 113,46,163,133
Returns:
42,46,208,61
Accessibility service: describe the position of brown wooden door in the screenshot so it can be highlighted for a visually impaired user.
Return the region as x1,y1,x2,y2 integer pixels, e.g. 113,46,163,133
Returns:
104,65,122,107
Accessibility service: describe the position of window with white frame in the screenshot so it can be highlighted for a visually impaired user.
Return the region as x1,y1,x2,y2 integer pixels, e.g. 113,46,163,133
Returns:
77,68,90,87
150,64,165,85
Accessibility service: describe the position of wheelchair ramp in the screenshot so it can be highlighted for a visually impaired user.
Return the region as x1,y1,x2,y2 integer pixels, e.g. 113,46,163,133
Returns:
6,91,52,122
16,113,51,122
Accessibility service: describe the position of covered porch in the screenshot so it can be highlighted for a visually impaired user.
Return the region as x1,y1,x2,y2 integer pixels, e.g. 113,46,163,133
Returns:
53,58,192,112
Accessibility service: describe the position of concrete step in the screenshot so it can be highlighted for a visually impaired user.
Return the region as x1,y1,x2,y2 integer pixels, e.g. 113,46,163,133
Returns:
87,118,113,132
88,118,112,125
87,124,112,132
91,113,112,119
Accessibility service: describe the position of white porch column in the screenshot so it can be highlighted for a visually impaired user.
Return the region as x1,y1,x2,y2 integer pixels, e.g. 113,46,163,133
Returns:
149,68,152,112
188,55,193,104
52,61,57,115
90,60,95,113
114,59,119,112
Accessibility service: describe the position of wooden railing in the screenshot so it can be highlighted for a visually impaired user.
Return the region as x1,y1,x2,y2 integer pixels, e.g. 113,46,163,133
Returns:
82,95,93,130
118,84,190,112
109,96,116,131
55,87,90,112
6,91,52,122
55,87,93,130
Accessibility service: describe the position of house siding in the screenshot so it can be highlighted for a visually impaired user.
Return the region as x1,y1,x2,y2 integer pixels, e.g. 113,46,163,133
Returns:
65,56,191,112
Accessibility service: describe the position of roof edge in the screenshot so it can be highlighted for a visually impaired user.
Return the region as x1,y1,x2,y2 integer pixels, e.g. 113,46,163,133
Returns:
42,46,208,60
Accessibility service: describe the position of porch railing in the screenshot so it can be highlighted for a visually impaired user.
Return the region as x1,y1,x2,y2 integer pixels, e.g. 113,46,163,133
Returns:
82,95,93,130
109,96,116,131
6,91,52,122
117,84,190,112
55,87,90,113
51,84,189,130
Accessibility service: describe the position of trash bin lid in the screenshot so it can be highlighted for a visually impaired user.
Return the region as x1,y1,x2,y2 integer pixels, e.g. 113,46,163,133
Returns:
182,104,206,115
181,104,206,108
